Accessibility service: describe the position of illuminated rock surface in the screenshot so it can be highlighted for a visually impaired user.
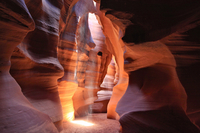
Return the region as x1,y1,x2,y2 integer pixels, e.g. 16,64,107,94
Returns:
58,0,79,122
1,0,200,132
10,0,64,131
100,0,200,132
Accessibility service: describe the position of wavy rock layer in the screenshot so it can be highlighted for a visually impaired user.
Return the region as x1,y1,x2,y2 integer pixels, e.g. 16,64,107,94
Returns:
161,24,200,129
73,12,112,117
0,0,58,132
58,2,79,121
10,0,64,131
100,0,200,132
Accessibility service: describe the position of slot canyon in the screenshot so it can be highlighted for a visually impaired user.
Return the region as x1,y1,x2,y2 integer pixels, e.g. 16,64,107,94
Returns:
0,0,200,132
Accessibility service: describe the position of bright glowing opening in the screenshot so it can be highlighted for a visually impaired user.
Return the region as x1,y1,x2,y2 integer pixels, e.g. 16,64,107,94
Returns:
93,1,97,7
70,120,94,126
64,111,74,121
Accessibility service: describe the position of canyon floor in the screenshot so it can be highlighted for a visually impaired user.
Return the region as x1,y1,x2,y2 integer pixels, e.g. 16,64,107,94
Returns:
62,113,121,133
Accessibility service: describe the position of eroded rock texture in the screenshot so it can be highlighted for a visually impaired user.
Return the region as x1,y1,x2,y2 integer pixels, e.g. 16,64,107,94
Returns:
95,2,129,120
58,0,79,121
1,0,200,132
72,10,112,117
161,24,200,130
0,0,59,132
10,0,64,131
58,0,112,119
100,0,200,132
91,59,116,113
58,0,96,119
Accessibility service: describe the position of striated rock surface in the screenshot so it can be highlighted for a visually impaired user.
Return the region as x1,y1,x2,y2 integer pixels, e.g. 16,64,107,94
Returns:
100,0,200,132
117,41,187,113
85,13,112,91
100,59,116,90
0,0,58,132
161,24,200,129
95,2,129,120
10,0,64,131
80,13,113,114
58,0,98,118
70,0,97,117
58,0,79,121
1,0,200,132
91,59,116,113
73,11,112,117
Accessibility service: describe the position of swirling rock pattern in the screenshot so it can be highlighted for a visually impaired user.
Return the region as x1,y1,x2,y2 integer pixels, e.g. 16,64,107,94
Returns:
58,0,79,121
77,13,112,115
161,24,200,129
73,11,112,117
95,2,129,120
91,59,116,113
58,0,98,118
10,0,64,131
100,0,200,132
0,0,59,132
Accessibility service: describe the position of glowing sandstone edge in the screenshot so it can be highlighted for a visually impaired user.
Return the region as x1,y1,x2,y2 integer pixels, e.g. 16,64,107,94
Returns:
95,2,129,120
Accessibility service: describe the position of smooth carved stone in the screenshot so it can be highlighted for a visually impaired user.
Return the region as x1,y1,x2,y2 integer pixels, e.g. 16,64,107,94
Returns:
76,13,95,87
58,5,78,121
91,90,113,113
73,87,99,116
91,58,122,114
85,13,112,90
90,59,116,113
161,24,200,129
116,41,200,132
58,0,98,119
100,0,200,131
83,13,112,114
119,106,200,133
10,0,64,131
73,11,112,117
73,0,97,88
118,41,186,112
58,81,78,121
100,59,116,90
66,0,100,117
58,0,95,118
0,0,58,132
107,69,129,120
95,2,129,120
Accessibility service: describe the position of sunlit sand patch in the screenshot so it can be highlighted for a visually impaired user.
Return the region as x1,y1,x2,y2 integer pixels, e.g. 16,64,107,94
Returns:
70,120,95,126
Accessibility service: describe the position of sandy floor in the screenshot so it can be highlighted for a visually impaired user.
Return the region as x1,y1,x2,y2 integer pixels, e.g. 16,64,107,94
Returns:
61,113,121,133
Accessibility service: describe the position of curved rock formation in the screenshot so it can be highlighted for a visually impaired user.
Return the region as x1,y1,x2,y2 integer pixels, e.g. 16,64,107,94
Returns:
161,24,200,129
95,2,129,120
100,0,200,132
0,0,58,132
58,0,79,122
73,11,112,117
91,59,116,113
2,0,200,132
100,59,116,90
82,13,113,114
58,0,98,118
117,40,187,113
10,0,64,131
